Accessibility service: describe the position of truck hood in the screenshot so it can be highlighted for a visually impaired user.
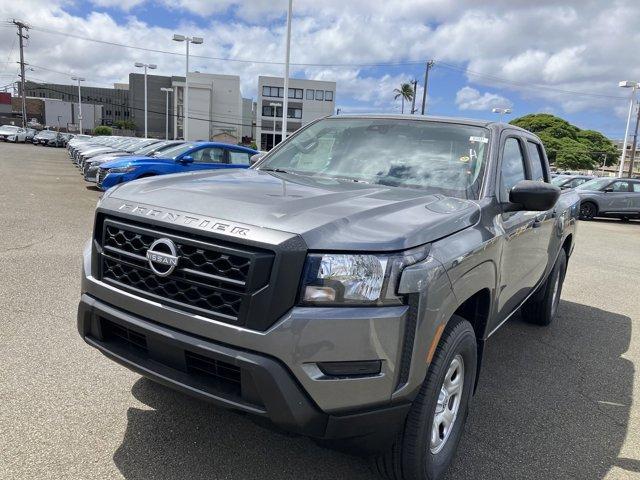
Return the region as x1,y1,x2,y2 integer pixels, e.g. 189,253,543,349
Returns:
106,169,480,251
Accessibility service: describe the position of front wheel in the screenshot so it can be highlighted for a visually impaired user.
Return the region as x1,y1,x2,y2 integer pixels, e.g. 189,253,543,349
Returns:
374,316,477,480
579,201,596,220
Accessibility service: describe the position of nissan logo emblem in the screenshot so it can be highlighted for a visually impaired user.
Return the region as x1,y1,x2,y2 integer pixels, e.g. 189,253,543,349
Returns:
146,238,179,277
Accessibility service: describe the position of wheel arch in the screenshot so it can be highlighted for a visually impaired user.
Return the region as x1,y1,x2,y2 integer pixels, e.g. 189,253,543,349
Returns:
450,288,492,391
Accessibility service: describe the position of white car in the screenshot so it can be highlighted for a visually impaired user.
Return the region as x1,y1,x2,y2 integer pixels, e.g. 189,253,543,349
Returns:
0,125,27,143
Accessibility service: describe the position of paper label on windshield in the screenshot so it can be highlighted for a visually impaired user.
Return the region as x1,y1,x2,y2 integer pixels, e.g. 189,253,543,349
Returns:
469,136,488,143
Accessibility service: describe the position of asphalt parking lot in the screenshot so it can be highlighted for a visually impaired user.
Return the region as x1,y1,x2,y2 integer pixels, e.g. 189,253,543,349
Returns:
1,141,639,480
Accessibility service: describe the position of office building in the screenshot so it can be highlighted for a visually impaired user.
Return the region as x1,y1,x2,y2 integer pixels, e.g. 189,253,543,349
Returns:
22,80,129,128
256,76,336,150
171,73,243,142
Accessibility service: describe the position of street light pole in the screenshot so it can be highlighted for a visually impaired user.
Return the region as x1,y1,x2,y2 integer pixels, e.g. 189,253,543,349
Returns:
135,62,157,138
618,81,638,177
71,76,85,133
160,87,173,140
270,102,279,149
281,0,293,142
173,34,203,141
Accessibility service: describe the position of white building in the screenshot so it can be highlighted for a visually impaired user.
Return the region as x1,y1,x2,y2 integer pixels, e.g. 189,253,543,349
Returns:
256,76,336,150
40,97,102,132
172,73,243,143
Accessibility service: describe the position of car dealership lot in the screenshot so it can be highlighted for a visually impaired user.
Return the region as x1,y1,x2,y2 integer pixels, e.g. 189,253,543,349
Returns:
1,141,639,480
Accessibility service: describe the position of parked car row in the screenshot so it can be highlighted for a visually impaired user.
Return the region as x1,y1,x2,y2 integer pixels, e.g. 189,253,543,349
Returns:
0,124,74,146
67,135,259,190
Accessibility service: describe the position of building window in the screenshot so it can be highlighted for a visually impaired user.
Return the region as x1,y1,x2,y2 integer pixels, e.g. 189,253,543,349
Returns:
325,90,333,101
288,107,302,119
262,85,271,97
262,105,277,117
306,89,314,100
288,88,303,99
315,90,324,101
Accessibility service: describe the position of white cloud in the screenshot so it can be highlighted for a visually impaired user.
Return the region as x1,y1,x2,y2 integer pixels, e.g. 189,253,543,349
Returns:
455,86,512,111
92,0,146,11
0,0,638,124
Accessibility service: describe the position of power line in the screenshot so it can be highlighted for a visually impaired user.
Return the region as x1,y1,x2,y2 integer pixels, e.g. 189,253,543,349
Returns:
27,24,426,68
436,62,626,100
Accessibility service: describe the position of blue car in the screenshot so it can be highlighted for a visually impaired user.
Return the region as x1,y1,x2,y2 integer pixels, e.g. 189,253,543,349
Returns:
96,142,258,190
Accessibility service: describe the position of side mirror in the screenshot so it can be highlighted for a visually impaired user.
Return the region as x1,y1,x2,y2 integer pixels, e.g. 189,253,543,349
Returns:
180,154,194,164
507,180,560,211
603,187,614,193
250,153,264,166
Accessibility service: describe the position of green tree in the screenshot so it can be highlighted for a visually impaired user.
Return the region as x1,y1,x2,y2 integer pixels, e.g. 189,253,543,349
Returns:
393,82,414,114
93,126,112,136
113,120,136,130
510,113,616,170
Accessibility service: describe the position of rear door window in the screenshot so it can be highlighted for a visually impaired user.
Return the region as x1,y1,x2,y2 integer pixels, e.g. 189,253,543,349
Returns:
228,151,251,165
631,182,640,192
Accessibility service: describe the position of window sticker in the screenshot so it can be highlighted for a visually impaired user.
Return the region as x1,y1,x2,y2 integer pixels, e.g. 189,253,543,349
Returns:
469,136,489,143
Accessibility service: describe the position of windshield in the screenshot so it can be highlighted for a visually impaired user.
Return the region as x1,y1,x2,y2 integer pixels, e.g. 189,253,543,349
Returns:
39,131,56,138
257,118,489,198
576,178,611,191
154,143,195,159
551,176,569,186
1,125,19,132
134,141,171,156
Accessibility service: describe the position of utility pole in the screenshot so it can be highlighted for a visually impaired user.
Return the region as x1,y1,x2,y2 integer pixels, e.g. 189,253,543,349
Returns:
628,100,640,178
420,60,434,115
13,20,29,128
410,79,418,114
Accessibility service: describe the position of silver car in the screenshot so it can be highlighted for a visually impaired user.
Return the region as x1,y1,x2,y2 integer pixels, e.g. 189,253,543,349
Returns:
576,177,640,220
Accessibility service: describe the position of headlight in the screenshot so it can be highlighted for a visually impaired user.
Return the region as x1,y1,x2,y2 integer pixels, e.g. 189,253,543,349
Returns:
300,248,428,306
107,166,136,173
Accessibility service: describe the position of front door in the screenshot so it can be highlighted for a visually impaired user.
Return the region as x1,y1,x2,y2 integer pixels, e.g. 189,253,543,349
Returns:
601,180,632,213
494,136,546,328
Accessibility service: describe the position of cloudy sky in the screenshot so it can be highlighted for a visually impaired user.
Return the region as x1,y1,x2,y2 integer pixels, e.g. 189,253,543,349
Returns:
0,0,638,137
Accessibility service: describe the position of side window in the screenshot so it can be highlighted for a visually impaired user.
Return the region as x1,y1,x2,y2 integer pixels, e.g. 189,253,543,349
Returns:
526,141,546,182
228,151,251,165
192,147,224,163
632,183,640,193
569,178,586,188
610,181,630,192
500,138,527,200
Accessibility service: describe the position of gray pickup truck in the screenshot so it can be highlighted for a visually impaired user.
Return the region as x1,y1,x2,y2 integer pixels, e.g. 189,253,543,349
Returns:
77,115,579,480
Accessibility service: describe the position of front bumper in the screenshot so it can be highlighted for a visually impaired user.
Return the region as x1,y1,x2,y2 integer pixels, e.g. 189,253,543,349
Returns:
98,172,126,190
77,294,410,447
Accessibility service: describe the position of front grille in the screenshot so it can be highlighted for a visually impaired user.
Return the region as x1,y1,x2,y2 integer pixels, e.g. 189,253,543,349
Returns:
101,317,148,352
99,317,242,398
185,351,241,389
97,217,274,326
96,169,107,186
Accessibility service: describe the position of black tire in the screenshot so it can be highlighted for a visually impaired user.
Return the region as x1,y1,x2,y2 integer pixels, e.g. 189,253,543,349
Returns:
521,249,567,326
374,316,477,480
579,201,597,220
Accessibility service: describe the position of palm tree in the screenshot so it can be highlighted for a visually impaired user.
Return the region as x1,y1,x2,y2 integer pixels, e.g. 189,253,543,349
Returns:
393,82,414,114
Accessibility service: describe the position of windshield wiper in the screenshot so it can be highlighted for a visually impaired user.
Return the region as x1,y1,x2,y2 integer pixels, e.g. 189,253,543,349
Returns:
260,167,296,174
